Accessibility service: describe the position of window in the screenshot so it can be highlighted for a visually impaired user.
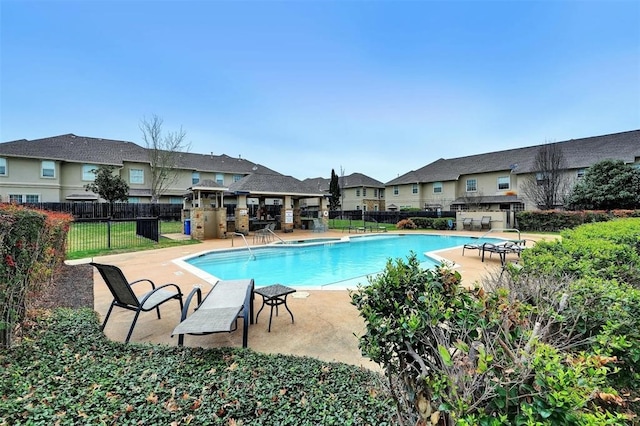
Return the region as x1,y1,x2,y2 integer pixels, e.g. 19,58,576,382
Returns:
9,194,23,203
356,189,360,197
356,205,360,210
363,205,367,212
82,164,97,181
374,205,379,211
497,176,510,190
216,173,224,185
41,161,55,178
192,172,200,185
536,172,548,186
233,174,243,182
433,182,443,194
128,197,139,203
393,186,399,196
0,158,6,176
374,189,378,197
129,169,144,184
169,197,183,204
576,169,585,179
363,188,367,197
466,179,477,192
25,194,40,203
380,189,384,198
412,184,418,194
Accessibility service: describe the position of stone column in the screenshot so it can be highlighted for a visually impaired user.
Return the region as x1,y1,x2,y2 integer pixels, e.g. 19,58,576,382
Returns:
234,194,249,235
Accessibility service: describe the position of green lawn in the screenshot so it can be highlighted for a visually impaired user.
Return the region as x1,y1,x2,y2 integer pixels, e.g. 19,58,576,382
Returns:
66,220,199,260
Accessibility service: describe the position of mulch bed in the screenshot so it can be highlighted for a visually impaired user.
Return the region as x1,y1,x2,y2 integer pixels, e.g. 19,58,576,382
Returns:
32,263,94,310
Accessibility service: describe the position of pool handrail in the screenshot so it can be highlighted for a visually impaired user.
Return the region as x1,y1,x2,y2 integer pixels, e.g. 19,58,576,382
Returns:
266,228,285,244
232,232,256,260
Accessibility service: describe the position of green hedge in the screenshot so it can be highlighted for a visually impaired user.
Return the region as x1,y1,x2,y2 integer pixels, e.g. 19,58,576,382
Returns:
515,209,640,232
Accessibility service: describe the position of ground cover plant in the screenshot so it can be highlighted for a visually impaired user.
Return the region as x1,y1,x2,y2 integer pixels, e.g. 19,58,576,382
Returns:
0,309,394,425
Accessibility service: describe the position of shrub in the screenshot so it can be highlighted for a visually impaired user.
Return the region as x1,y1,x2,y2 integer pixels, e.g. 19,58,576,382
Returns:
0,204,72,348
396,218,417,229
351,252,634,425
409,217,432,229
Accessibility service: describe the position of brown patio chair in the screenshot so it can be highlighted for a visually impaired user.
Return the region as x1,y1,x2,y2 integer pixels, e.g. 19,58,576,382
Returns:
90,262,184,343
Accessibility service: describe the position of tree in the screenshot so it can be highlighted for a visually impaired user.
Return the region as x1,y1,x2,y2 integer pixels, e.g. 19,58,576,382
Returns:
140,114,190,203
566,159,640,210
521,142,569,210
84,165,129,217
328,168,341,211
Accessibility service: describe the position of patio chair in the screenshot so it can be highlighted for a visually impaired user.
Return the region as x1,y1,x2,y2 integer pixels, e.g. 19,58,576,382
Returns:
90,262,184,343
462,217,473,230
172,279,254,348
481,216,491,230
462,241,482,256
312,218,327,232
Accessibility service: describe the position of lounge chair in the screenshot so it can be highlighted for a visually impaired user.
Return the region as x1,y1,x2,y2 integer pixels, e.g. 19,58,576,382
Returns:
90,262,184,343
172,279,254,348
481,216,491,230
462,242,482,256
462,217,473,230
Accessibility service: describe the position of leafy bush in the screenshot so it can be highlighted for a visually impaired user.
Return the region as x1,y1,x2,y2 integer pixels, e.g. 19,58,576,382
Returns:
516,209,640,232
396,218,417,229
0,204,72,347
0,309,394,425
409,217,432,229
351,252,634,425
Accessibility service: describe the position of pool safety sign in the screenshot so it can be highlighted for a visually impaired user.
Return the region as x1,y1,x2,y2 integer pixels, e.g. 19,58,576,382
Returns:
285,209,293,224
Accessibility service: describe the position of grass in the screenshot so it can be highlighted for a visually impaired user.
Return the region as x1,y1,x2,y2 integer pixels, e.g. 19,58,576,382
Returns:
66,220,199,260
329,219,395,231
0,309,394,425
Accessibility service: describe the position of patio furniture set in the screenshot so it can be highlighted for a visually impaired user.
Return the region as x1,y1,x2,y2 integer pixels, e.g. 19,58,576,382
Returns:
91,262,296,348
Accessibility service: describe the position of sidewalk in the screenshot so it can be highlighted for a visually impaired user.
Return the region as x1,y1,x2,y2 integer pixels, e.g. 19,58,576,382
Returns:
87,229,552,370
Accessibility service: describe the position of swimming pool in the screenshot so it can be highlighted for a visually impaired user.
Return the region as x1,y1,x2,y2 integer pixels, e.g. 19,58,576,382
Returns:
176,234,502,289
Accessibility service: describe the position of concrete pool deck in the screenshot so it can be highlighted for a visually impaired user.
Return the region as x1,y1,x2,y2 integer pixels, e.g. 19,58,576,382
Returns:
85,229,555,371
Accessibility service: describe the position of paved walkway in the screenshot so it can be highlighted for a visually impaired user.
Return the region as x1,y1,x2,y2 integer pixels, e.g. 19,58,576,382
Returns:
84,229,555,371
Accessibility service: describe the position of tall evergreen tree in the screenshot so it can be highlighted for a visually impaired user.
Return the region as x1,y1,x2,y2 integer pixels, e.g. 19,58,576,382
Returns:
329,169,341,211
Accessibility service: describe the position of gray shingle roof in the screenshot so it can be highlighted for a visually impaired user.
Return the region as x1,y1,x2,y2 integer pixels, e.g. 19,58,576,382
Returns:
0,134,279,175
341,172,385,188
386,130,640,185
230,173,325,197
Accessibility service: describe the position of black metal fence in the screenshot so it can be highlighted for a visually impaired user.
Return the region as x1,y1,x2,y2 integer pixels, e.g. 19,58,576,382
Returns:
330,210,456,223
67,218,161,254
22,202,183,220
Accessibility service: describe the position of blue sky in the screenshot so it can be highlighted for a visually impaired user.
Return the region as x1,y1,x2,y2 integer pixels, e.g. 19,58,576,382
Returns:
1,1,638,183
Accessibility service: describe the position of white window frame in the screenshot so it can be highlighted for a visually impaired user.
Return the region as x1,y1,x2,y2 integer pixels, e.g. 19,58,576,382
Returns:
192,172,200,185
497,176,510,190
0,158,6,176
412,184,418,194
129,169,144,184
356,189,360,197
577,169,585,179
393,186,399,196
82,164,97,181
9,194,23,203
363,188,367,197
128,197,139,203
169,197,183,204
25,194,40,203
233,174,243,182
433,182,443,194
216,173,224,185
41,161,55,178
466,179,477,192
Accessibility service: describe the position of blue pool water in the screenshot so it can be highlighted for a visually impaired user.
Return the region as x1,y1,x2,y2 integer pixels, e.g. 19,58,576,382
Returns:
179,234,502,289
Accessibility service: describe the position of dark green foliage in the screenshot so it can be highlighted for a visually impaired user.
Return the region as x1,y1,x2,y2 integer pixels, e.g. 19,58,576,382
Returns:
84,165,130,214
0,309,394,425
329,169,341,211
566,159,640,210
352,241,636,424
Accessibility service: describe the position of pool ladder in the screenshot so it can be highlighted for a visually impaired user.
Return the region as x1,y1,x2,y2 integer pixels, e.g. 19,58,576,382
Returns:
232,232,256,260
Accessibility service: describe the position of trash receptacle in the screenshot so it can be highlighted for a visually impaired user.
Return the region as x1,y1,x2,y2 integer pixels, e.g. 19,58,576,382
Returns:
184,219,191,235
